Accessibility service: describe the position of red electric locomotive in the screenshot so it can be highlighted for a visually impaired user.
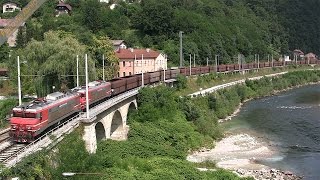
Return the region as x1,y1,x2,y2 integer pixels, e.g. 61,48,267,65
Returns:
10,80,112,142
10,91,82,142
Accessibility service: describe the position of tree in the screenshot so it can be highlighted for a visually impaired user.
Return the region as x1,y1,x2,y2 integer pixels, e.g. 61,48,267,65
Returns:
11,31,92,97
88,36,119,80
133,0,176,37
0,43,9,63
81,0,103,33
15,27,26,48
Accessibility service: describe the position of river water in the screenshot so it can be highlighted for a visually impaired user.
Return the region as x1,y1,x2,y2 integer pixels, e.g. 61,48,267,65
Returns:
223,84,320,180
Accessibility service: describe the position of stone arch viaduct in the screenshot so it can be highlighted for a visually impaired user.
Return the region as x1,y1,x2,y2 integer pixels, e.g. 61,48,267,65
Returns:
81,89,139,153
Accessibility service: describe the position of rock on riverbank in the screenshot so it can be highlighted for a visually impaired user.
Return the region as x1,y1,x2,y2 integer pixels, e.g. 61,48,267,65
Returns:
235,168,302,180
187,134,302,180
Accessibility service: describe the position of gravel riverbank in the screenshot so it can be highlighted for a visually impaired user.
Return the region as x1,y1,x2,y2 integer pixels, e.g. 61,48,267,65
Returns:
187,134,303,179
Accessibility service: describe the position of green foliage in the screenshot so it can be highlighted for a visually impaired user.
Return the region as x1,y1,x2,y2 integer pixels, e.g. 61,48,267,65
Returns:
9,0,298,67
0,43,9,64
176,74,187,90
0,99,17,128
196,73,218,86
10,31,89,97
179,97,201,122
179,96,222,139
274,0,320,54
88,36,120,80
3,0,320,68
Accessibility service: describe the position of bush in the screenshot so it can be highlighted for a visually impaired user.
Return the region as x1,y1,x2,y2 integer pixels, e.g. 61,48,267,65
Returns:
176,74,187,90
0,99,17,128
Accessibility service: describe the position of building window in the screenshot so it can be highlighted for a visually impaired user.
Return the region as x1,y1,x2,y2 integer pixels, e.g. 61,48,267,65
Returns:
129,72,132,76
129,61,131,67
123,61,125,67
123,72,125,77
117,72,120,77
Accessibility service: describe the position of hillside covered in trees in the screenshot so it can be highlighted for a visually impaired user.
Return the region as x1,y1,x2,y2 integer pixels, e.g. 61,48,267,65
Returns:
1,0,320,63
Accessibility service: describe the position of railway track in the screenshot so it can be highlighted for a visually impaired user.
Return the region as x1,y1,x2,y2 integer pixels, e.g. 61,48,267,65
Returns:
0,128,10,143
0,143,27,163
0,128,19,163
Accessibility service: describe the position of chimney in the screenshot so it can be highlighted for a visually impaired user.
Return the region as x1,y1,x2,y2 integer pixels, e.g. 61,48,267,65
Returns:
129,48,134,52
146,48,150,53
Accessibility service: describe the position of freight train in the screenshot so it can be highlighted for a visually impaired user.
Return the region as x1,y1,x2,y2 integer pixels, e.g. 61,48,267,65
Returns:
9,59,319,142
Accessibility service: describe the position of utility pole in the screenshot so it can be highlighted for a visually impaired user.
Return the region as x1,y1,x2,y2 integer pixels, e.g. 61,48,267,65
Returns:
238,54,241,73
179,31,183,67
258,54,260,69
193,54,196,67
189,54,192,76
102,54,105,81
215,55,218,72
85,54,89,119
206,57,209,66
141,54,144,87
254,54,257,64
163,55,166,82
17,56,22,106
76,55,79,87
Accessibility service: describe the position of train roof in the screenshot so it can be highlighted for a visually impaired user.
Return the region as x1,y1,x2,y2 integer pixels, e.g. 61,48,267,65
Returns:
77,81,111,93
13,91,79,113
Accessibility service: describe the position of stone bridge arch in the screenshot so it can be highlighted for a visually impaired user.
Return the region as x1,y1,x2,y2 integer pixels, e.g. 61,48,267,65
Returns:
123,101,137,125
95,122,106,141
82,97,137,154
110,110,123,140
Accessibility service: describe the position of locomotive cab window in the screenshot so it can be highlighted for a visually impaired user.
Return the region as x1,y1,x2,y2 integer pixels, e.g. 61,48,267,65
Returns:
12,111,22,117
25,113,36,118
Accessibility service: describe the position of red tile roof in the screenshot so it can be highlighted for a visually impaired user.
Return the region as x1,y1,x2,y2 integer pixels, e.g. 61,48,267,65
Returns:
115,48,160,60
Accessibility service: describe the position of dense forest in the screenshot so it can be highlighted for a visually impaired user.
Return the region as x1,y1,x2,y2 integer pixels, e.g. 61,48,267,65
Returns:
1,0,320,96
1,0,320,63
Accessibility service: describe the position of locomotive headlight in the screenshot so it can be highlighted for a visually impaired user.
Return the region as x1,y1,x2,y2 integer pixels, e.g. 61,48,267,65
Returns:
11,125,17,129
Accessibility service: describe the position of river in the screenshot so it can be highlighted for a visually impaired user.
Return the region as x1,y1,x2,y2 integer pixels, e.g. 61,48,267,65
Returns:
223,84,320,179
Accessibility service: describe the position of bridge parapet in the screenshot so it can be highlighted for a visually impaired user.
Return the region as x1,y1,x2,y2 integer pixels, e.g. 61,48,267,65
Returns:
80,88,140,123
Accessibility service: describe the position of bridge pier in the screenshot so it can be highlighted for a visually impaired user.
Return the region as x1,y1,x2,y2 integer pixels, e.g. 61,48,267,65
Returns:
82,97,137,154
82,123,97,154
